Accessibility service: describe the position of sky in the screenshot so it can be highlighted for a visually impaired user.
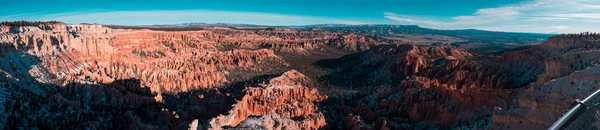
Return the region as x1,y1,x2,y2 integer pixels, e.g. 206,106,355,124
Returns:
1,0,600,33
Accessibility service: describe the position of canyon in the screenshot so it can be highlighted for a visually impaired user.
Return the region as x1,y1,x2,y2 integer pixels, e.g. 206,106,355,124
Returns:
1,22,599,129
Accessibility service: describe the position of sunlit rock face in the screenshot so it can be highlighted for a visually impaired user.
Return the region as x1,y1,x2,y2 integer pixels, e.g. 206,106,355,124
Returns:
0,24,382,94
3,23,600,129
0,23,376,129
209,70,327,130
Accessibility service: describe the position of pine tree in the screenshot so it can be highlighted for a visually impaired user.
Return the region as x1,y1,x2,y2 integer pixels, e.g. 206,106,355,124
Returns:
0,21,63,26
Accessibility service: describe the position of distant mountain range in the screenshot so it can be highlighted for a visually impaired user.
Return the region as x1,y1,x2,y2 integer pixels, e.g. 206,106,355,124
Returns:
109,22,552,34
103,23,554,55
309,24,554,44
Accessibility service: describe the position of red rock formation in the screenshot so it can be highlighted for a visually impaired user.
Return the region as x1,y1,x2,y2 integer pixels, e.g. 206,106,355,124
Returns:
338,77,495,129
10,23,599,129
0,23,382,94
209,70,327,130
491,35,600,129
370,44,474,75
320,44,513,129
330,34,600,129
1,23,386,129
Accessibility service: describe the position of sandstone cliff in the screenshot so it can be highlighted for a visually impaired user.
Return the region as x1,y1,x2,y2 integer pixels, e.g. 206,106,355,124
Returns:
1,23,384,94
5,23,600,129
209,70,327,130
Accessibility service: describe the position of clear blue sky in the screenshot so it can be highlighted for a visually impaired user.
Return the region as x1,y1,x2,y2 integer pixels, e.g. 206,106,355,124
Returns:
2,0,599,33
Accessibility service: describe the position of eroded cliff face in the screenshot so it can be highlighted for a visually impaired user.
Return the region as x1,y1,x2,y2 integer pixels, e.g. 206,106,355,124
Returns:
318,44,509,129
318,35,600,129
0,24,384,94
340,77,495,129
0,24,114,80
208,70,327,130
0,23,385,129
491,35,600,129
4,23,600,129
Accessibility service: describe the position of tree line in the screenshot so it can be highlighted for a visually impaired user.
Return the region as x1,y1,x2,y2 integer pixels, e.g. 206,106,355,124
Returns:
0,21,63,26
559,32,600,40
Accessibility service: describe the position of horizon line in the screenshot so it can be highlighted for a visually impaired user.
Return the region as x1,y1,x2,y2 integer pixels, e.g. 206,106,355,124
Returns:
0,20,558,34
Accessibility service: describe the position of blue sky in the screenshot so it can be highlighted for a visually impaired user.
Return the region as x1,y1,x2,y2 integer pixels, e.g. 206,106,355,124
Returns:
1,0,599,33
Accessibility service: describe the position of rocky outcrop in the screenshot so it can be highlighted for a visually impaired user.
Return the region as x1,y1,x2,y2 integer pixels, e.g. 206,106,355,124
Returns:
0,23,384,129
322,34,600,129
6,23,600,129
235,114,325,130
491,34,600,129
0,23,383,94
0,24,288,93
209,70,327,130
320,44,485,88
318,44,514,129
337,77,495,129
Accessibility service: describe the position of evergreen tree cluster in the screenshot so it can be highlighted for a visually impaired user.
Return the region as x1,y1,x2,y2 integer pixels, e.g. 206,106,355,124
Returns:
560,32,600,40
0,21,63,26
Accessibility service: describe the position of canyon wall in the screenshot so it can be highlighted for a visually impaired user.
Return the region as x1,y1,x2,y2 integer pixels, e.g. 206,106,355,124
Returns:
0,24,381,94
208,70,327,130
4,23,600,129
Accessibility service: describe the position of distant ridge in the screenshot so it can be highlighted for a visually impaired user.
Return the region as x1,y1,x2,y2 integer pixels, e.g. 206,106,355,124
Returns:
101,22,553,46
103,22,551,34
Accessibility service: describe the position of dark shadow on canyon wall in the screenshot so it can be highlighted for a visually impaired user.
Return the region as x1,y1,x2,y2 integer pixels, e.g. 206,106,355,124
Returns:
161,74,281,129
0,50,175,129
0,47,287,129
314,50,393,89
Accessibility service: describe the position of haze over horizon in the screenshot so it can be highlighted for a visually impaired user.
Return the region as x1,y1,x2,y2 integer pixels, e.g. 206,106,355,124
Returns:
2,0,600,33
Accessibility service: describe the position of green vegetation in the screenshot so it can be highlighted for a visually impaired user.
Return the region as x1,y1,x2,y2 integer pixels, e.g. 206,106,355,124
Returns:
0,21,63,26
132,48,167,58
559,32,600,39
